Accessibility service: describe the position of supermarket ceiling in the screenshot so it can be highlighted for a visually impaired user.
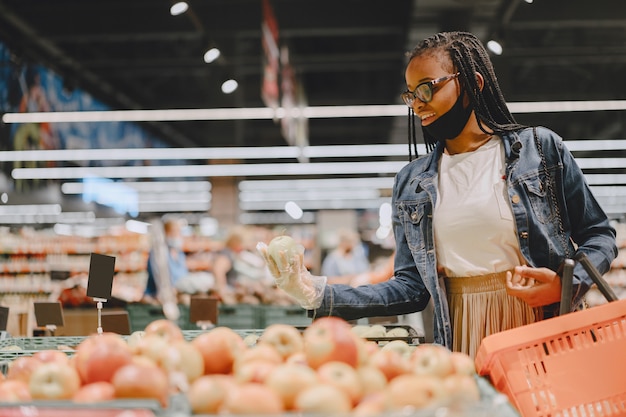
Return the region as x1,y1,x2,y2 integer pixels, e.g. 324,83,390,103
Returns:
1,0,625,151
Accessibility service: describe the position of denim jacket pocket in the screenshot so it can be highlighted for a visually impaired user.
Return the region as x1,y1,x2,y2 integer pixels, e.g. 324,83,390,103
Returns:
522,175,556,224
397,201,427,252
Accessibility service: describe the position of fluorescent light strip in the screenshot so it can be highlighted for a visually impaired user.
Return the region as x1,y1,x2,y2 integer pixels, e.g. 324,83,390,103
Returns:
0,147,301,162
585,174,626,185
62,181,211,194
239,177,394,191
11,161,409,180
239,198,391,211
138,201,210,212
240,189,381,202
0,204,62,215
138,194,211,204
0,144,408,162
12,154,626,180
1,140,623,163
2,100,625,124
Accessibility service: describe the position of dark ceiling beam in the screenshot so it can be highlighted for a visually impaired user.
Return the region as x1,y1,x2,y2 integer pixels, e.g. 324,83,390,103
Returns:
48,26,404,44
508,19,626,30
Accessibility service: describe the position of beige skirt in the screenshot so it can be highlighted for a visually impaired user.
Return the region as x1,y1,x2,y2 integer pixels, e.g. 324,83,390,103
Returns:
444,270,543,360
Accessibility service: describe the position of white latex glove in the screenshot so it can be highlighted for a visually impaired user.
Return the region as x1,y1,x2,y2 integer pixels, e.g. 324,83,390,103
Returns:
256,242,327,309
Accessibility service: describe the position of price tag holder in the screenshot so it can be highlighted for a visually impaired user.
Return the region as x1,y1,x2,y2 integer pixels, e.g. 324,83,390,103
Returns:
86,253,116,334
0,306,8,331
101,311,131,335
86,253,116,300
190,295,218,330
33,301,65,334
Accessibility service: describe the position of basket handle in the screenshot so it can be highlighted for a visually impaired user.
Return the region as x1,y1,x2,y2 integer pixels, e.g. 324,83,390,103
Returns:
574,252,619,302
559,254,618,315
559,258,575,315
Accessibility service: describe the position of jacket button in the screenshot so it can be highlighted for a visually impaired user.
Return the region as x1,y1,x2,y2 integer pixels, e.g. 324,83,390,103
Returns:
520,231,528,239
411,212,418,221
511,195,520,204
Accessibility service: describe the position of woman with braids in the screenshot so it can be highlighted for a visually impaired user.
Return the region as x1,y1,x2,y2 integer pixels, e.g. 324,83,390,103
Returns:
258,31,617,359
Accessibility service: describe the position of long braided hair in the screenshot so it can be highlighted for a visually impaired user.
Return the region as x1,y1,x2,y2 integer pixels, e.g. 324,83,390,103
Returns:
407,31,525,159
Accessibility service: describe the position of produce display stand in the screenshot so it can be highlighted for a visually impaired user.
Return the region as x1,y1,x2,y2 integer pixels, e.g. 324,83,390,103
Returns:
475,255,626,417
0,400,162,417
0,331,522,416
125,303,313,332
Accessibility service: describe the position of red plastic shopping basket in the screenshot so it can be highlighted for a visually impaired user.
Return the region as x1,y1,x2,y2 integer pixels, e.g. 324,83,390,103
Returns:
475,255,626,417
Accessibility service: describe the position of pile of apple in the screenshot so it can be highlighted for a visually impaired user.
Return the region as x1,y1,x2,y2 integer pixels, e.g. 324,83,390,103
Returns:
0,316,481,415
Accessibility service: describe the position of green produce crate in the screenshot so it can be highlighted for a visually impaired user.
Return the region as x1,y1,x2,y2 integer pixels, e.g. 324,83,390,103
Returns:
261,305,312,327
0,336,82,375
126,303,196,332
216,304,263,329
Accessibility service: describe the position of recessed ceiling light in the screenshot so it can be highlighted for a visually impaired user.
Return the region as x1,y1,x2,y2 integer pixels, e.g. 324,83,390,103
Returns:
221,79,238,94
170,2,188,16
203,47,221,64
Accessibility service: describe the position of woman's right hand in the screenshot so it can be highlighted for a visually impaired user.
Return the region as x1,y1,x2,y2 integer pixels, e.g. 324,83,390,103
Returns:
257,242,327,309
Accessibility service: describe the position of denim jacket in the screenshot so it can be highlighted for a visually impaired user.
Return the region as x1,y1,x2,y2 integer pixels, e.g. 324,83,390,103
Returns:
311,126,617,349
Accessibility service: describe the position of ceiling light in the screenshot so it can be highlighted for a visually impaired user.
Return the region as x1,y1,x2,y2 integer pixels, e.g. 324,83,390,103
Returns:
4,101,626,124
203,47,221,64
0,204,61,215
170,1,188,16
221,79,238,94
2,140,623,164
487,40,503,55
524,0,533,3
11,161,408,180
284,201,303,220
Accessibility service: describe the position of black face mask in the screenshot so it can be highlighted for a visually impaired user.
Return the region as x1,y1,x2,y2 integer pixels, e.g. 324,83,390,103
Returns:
421,93,473,147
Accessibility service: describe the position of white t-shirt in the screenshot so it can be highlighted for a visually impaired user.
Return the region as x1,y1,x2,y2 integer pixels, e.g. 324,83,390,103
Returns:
433,137,525,277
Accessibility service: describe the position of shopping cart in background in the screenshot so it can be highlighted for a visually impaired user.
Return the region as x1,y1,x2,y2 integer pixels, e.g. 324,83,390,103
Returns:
475,253,626,417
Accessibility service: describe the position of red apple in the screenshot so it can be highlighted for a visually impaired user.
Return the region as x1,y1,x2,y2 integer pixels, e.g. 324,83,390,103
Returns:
450,351,477,375
294,383,353,414
285,351,308,366
410,344,455,378
73,332,133,384
112,362,170,408
442,374,481,404
303,316,359,369
187,374,237,414
126,330,146,354
6,356,42,383
144,319,184,342
234,359,278,384
219,382,285,414
356,365,388,397
33,349,70,365
131,334,169,364
352,392,391,417
370,348,411,381
259,323,304,360
380,339,412,359
264,363,319,409
73,381,116,403
159,340,205,384
385,374,446,410
191,326,247,375
0,380,32,402
316,361,363,405
233,343,283,372
29,362,81,400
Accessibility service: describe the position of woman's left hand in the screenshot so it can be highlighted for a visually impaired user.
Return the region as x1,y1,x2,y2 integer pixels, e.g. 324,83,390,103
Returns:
506,265,562,307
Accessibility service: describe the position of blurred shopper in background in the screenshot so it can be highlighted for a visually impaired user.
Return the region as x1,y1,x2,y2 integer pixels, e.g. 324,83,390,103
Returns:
321,228,370,278
143,217,213,304
259,31,618,359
